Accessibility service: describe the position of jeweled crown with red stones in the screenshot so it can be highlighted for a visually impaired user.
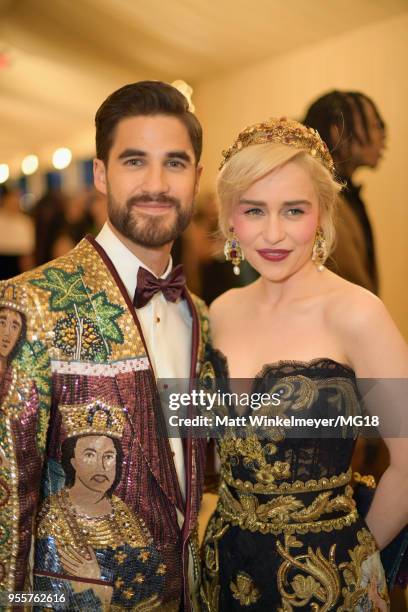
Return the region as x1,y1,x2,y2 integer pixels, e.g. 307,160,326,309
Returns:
219,117,334,174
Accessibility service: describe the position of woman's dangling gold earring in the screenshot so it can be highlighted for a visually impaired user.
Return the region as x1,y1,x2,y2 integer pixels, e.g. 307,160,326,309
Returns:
224,227,245,275
312,227,327,271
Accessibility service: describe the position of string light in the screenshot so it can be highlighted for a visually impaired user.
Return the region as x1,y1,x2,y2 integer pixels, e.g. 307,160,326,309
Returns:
0,164,9,183
21,154,39,175
52,147,72,170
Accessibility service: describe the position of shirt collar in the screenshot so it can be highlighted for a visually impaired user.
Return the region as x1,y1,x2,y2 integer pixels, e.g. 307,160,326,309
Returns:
95,222,173,300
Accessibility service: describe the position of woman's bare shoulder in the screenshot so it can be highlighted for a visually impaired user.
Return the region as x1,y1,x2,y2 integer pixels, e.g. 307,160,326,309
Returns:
324,274,388,333
323,273,408,375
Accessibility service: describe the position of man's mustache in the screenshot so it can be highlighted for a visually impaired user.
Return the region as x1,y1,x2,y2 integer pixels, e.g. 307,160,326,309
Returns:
127,194,180,207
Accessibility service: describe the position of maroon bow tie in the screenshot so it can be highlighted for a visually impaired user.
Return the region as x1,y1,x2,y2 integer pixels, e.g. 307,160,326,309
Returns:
133,264,187,309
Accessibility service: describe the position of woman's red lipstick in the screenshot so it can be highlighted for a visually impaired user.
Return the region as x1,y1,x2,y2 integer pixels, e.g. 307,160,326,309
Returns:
257,249,291,262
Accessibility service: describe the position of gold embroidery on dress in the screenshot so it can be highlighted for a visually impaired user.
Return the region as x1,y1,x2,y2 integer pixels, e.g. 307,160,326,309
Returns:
218,482,357,535
230,571,260,606
218,376,360,496
337,528,389,611
276,534,341,611
219,435,292,490
222,464,353,496
201,515,229,612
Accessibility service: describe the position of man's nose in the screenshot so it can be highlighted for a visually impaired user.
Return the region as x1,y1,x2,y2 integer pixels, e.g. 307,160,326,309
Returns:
141,164,169,194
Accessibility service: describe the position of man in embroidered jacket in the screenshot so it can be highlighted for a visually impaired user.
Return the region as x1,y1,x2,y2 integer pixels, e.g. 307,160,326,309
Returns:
0,81,210,611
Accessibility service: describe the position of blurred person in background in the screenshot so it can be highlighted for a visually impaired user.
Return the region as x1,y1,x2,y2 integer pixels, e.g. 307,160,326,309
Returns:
303,92,390,503
32,189,68,266
0,185,35,280
303,90,385,295
63,188,94,242
175,191,258,304
32,188,104,266
87,188,108,234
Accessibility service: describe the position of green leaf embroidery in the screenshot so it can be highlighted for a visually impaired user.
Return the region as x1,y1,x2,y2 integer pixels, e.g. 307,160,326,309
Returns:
15,340,51,398
30,267,88,311
30,267,125,360
78,291,124,345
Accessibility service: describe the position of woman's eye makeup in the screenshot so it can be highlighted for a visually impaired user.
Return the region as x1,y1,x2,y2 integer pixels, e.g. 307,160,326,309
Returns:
243,207,264,216
286,207,305,216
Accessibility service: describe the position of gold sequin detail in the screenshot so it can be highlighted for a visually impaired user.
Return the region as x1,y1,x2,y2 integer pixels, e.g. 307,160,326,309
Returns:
37,489,153,551
59,399,126,438
26,239,146,360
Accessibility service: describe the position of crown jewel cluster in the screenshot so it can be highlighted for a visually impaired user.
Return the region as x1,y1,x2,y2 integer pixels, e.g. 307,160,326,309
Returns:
59,400,126,439
220,117,334,173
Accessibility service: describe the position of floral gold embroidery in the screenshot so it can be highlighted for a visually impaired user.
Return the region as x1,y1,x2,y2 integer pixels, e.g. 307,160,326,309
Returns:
338,528,389,610
218,482,357,535
221,465,353,496
276,534,341,611
201,516,229,612
230,572,260,606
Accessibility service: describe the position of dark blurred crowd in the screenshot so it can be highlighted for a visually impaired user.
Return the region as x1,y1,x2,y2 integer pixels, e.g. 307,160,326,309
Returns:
0,186,108,280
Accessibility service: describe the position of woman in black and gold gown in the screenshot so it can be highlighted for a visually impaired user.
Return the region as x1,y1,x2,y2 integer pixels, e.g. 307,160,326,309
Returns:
201,119,408,611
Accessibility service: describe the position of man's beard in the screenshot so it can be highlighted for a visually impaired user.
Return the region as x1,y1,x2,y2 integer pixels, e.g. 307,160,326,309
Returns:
107,191,194,248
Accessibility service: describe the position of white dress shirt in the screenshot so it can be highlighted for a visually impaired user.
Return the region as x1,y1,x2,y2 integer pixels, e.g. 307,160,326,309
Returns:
96,222,192,499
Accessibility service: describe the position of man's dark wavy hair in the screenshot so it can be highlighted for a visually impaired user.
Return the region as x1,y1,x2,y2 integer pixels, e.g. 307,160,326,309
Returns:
95,80,202,165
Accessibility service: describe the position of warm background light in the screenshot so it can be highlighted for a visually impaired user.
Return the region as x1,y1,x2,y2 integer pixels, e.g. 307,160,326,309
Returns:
52,147,72,170
0,164,9,184
21,154,39,176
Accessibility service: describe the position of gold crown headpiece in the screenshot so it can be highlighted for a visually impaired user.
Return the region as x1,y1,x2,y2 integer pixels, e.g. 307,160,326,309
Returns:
219,117,335,174
0,284,31,316
59,400,126,439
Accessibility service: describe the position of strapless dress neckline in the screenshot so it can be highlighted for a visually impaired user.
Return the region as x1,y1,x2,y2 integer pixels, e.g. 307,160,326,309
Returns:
210,346,355,381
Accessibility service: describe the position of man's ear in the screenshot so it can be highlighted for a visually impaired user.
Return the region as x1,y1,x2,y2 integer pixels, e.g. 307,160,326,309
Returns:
194,164,203,196
93,159,107,195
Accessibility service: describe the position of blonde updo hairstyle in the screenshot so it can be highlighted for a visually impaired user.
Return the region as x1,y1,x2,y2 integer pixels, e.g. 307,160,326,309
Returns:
217,142,342,257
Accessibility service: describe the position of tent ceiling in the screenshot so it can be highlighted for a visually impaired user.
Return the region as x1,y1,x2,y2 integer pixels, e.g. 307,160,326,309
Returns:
0,0,406,171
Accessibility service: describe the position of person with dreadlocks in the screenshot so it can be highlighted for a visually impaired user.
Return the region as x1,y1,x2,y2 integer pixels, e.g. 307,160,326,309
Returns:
303,90,386,295
302,93,408,611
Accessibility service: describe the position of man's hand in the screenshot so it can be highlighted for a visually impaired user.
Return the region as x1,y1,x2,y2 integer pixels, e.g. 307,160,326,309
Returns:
59,545,101,583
